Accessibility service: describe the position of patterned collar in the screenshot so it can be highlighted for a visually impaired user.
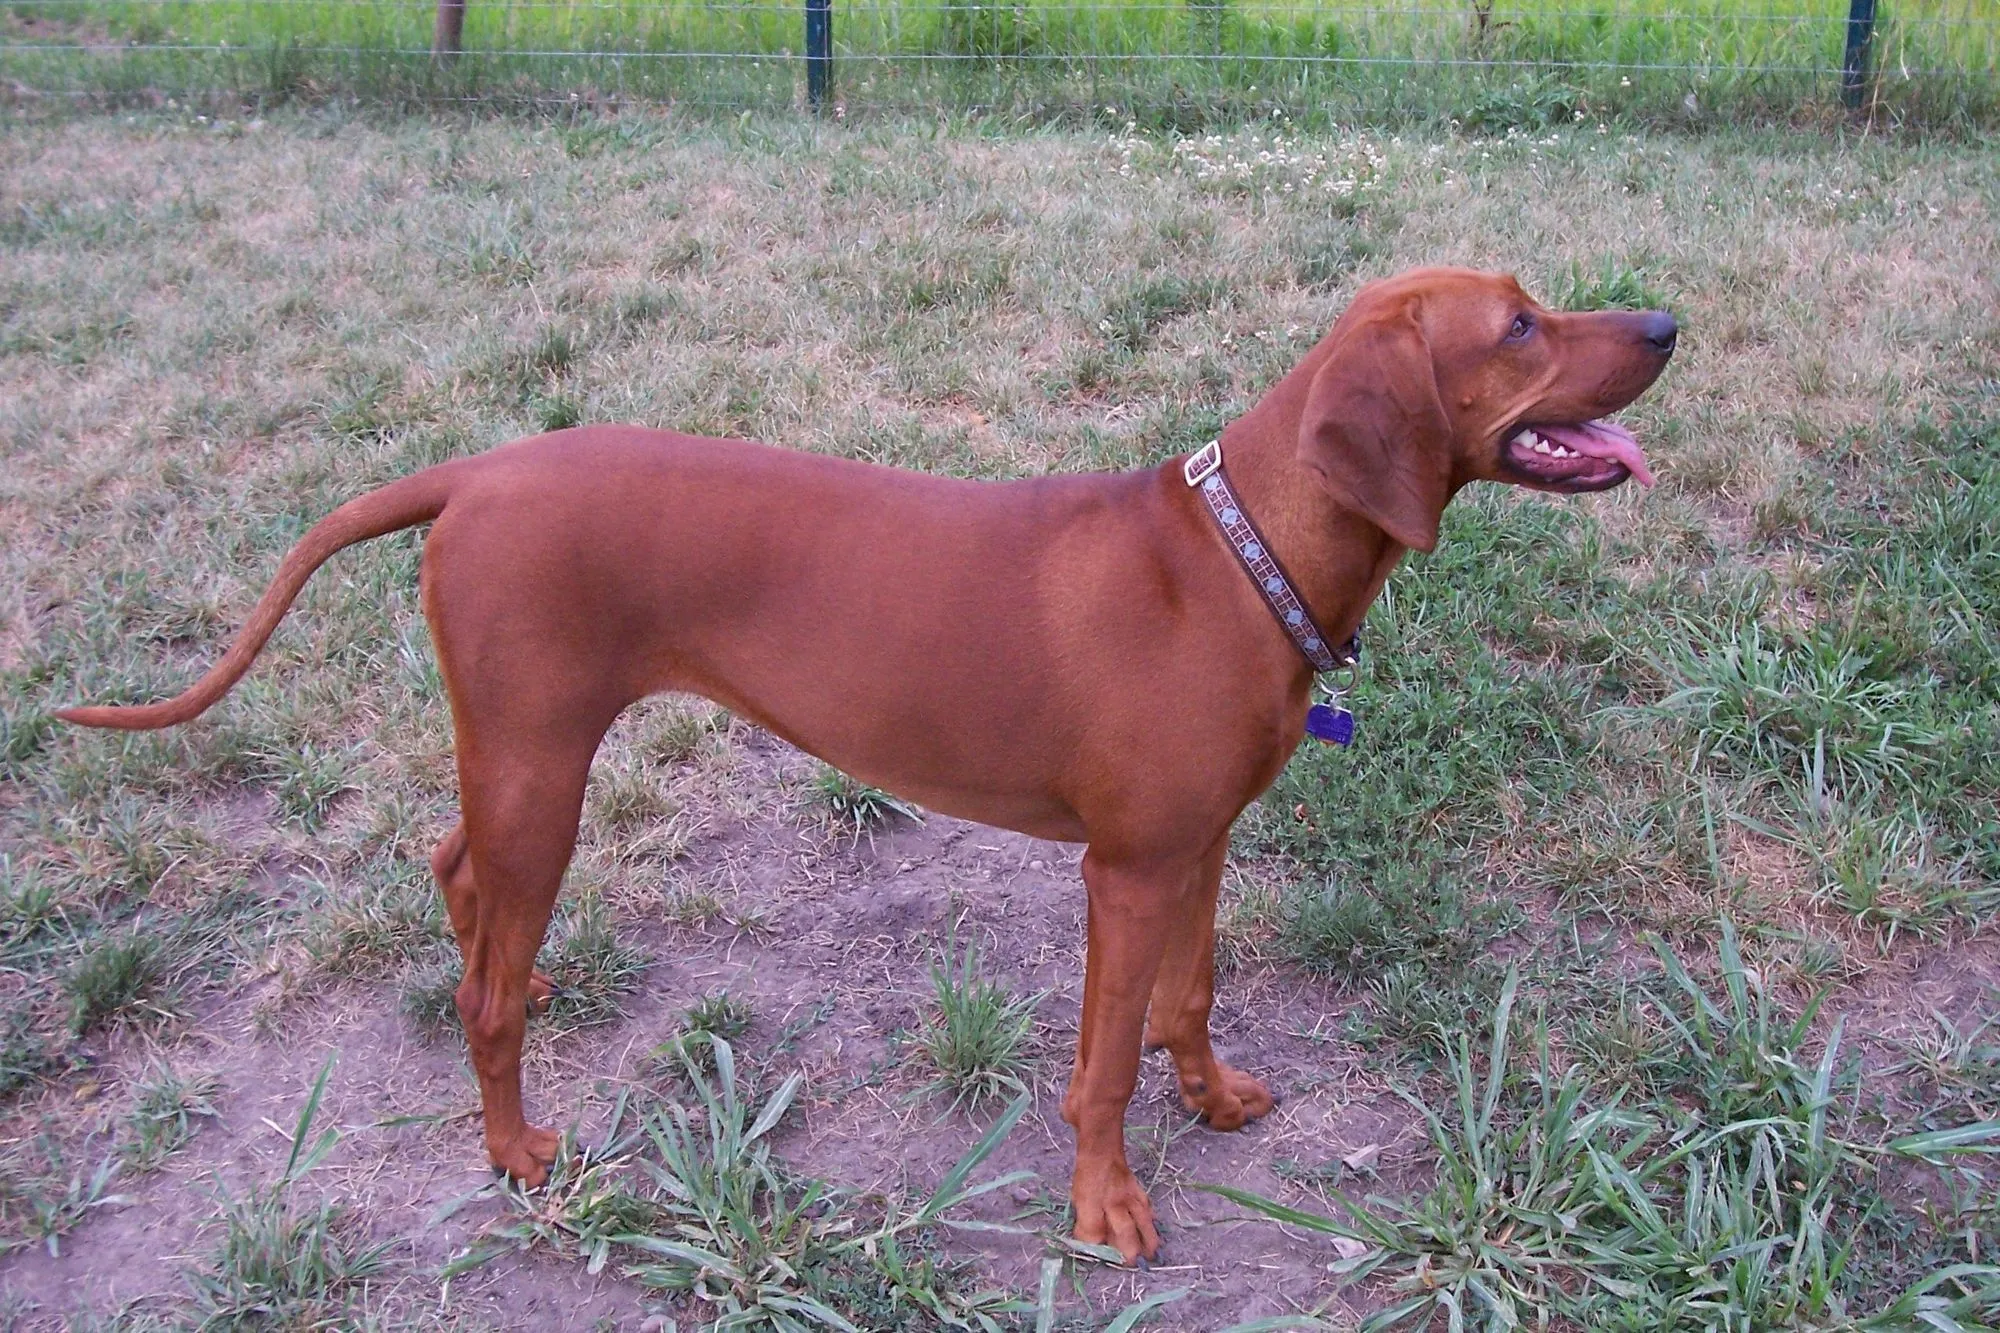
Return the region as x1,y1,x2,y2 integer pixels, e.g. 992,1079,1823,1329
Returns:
1183,439,1358,676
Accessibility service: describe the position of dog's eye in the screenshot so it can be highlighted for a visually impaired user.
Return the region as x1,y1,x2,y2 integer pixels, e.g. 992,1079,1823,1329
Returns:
1506,314,1535,342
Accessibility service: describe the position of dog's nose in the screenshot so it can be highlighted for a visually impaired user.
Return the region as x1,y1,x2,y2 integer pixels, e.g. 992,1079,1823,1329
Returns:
1640,311,1678,355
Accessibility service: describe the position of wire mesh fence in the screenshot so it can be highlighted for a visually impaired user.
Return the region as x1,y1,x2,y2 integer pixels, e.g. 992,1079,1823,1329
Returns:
2,0,1996,121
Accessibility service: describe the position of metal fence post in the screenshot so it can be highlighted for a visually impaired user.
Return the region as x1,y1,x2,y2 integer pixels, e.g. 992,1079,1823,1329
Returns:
806,0,832,112
1842,0,1879,109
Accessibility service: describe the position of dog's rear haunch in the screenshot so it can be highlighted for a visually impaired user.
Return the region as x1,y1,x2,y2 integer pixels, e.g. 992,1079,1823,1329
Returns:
61,268,1673,1263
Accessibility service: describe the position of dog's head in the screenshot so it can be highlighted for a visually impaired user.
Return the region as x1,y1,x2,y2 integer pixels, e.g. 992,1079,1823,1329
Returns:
1297,266,1675,552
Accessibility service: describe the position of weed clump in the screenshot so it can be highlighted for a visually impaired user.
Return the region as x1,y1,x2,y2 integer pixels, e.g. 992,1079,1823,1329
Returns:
448,1038,1034,1330
1209,926,2000,1330
652,989,755,1079
122,1059,219,1171
808,765,920,840
914,931,1042,1114
184,1061,392,1327
540,892,648,1027
65,932,175,1036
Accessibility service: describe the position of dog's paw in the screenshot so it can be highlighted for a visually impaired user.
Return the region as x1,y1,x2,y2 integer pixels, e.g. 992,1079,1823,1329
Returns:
489,1123,562,1187
526,969,558,1016
1071,1158,1161,1264
1180,1063,1274,1131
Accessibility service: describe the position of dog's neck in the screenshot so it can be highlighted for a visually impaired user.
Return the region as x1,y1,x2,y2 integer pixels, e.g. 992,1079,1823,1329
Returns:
1215,352,1408,655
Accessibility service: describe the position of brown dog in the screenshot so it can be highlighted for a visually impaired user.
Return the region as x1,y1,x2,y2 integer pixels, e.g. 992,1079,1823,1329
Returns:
58,267,1673,1262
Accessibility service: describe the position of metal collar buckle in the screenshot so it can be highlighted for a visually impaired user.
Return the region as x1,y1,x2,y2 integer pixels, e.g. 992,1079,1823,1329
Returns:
1182,439,1223,488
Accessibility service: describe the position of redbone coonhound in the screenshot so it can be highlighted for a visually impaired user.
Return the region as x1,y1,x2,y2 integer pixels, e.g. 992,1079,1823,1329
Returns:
59,267,1674,1263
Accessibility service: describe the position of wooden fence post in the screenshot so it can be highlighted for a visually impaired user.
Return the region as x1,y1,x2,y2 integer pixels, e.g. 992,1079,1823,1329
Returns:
434,0,467,58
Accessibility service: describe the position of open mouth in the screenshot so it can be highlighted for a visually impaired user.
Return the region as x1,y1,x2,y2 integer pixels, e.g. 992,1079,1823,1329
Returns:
1503,420,1655,491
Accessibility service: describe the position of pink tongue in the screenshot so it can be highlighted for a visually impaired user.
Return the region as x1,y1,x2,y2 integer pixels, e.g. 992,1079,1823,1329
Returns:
1536,420,1655,488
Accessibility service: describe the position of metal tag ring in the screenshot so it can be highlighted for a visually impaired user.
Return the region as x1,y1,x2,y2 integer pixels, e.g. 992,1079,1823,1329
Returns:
1315,662,1359,703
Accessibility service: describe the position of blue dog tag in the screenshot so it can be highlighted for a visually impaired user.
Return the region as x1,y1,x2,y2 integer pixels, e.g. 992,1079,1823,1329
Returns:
1305,702,1354,746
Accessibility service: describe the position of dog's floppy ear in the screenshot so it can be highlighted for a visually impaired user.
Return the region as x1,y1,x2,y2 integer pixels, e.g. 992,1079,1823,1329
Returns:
1297,307,1455,553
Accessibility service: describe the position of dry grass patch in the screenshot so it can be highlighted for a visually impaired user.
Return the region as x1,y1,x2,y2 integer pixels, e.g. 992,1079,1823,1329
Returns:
0,107,1995,1327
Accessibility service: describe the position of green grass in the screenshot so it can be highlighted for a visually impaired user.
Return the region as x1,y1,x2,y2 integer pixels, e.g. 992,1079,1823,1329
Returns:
397,955,464,1027
292,858,450,984
0,107,1996,1324
63,930,177,1035
808,763,922,839
183,1060,395,1327
1894,1004,2000,1121
539,889,650,1026
1261,399,2000,986
651,988,755,1077
914,930,1043,1113
1,0,1996,124
1553,254,1672,312
446,1037,1036,1331
3,1135,127,1259
1206,941,2000,1331
121,1058,219,1172
683,989,756,1043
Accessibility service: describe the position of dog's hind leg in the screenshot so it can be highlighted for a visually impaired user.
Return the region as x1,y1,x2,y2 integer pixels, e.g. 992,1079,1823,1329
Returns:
447,719,606,1186
1142,838,1273,1131
417,491,639,1184
431,821,555,1016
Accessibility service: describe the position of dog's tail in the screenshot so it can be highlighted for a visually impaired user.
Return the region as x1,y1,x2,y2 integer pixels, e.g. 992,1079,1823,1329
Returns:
56,464,463,731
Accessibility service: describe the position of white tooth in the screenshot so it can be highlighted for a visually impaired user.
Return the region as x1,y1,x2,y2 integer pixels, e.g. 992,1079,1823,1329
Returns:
1553,445,1575,458
1534,439,1552,454
1511,430,1534,447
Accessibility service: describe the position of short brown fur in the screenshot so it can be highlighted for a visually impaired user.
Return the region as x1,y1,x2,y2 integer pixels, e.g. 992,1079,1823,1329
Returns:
58,268,1673,1262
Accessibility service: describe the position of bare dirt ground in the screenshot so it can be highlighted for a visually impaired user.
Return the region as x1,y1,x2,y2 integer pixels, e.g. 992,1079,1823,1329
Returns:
1,719,1426,1330
9,708,1993,1328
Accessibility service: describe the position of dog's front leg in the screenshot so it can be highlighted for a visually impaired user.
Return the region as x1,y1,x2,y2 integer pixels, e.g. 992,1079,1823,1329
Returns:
1145,839,1274,1129
1061,848,1180,1264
